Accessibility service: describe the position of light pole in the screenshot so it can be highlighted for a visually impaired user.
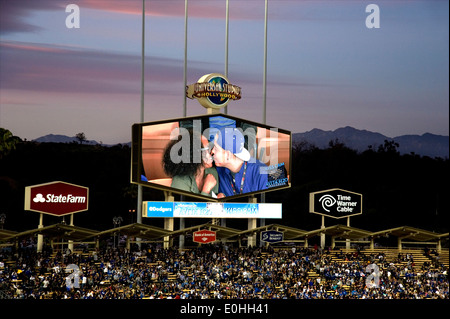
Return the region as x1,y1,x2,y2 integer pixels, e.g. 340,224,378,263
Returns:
129,209,136,224
0,213,6,230
113,216,123,248
136,0,146,250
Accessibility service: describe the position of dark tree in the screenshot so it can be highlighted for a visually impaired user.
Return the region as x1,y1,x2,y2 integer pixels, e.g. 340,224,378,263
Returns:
75,132,87,144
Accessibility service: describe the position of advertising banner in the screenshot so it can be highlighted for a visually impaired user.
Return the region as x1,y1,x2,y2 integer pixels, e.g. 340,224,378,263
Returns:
143,201,282,219
186,73,241,110
193,230,217,243
24,181,89,216
260,230,284,243
309,188,362,219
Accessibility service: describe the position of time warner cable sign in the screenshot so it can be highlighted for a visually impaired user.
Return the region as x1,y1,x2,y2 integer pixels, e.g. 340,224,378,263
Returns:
309,188,362,219
143,201,282,219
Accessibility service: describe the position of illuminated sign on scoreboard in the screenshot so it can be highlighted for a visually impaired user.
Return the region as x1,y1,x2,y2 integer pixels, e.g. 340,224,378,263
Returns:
142,201,282,219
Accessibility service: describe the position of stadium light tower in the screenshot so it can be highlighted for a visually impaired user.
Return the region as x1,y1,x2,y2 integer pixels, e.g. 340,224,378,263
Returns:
224,0,229,115
0,213,6,229
260,0,268,233
183,0,188,117
137,0,145,228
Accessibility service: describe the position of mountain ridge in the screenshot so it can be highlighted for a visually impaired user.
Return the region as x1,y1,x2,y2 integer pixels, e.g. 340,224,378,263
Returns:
33,134,118,146
293,126,449,158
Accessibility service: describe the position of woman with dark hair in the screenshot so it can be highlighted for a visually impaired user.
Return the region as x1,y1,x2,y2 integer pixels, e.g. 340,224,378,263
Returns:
162,130,221,198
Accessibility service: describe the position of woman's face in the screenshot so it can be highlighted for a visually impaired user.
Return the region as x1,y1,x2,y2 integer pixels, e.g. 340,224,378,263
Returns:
201,135,213,168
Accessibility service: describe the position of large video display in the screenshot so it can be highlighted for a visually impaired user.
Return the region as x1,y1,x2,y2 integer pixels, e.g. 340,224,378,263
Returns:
131,114,291,201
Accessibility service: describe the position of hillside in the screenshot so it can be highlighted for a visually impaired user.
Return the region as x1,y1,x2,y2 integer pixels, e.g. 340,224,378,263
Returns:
293,126,449,158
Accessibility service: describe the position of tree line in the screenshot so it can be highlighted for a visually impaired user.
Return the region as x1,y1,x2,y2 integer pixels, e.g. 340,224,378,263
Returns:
0,128,448,234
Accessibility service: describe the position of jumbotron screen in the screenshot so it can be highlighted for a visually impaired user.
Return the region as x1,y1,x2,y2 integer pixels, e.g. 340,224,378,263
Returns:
131,113,291,201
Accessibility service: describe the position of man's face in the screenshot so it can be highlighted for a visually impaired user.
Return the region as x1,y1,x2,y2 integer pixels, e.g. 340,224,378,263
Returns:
211,140,228,167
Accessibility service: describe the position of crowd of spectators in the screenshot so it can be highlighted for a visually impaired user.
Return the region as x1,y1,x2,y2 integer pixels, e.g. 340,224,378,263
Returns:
0,241,448,300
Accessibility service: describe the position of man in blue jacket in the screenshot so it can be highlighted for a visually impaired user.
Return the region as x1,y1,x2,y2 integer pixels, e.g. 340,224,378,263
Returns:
211,127,268,197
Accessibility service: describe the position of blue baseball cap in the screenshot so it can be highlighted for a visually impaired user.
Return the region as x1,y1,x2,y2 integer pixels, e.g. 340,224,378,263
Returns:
214,127,251,162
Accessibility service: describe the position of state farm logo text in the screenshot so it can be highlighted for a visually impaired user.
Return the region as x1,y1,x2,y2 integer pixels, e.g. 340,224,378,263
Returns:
33,193,86,204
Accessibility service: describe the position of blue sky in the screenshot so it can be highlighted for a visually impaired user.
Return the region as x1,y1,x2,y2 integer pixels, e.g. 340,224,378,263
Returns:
0,0,448,144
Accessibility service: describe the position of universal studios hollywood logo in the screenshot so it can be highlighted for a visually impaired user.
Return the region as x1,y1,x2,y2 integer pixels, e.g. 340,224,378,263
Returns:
186,73,241,110
310,188,362,219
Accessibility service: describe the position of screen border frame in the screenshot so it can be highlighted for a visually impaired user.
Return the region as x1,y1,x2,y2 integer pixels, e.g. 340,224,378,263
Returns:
131,113,292,202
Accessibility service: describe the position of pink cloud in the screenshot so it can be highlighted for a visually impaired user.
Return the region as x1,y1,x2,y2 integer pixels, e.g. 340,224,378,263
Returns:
0,41,137,94
0,40,220,96
0,41,68,54
77,0,328,21
0,0,274,35
0,0,66,34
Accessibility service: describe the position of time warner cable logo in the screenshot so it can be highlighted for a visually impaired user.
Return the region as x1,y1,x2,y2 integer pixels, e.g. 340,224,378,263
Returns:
318,193,358,214
319,194,336,212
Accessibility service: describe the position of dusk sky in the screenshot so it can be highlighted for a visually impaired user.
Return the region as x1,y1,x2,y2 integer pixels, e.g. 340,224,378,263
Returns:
0,0,448,145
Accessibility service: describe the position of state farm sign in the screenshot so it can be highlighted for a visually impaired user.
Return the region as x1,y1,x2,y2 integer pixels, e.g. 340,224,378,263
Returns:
193,230,216,244
25,181,89,216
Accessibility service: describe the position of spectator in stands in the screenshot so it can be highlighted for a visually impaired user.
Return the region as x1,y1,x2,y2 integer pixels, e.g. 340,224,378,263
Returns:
0,242,448,300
